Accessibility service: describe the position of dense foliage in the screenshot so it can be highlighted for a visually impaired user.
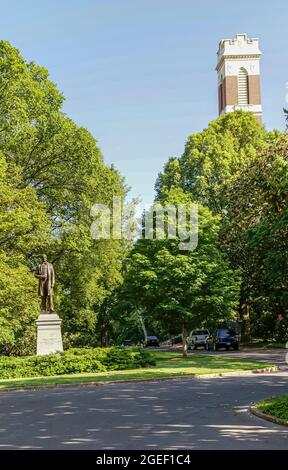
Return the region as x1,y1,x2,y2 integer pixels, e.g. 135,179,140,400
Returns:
222,136,288,341
0,152,50,354
156,111,280,213
258,395,288,421
155,111,286,342
0,347,155,379
115,189,241,353
0,41,126,354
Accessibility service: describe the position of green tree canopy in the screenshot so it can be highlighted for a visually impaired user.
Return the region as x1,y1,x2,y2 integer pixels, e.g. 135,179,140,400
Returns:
0,152,50,354
156,111,281,213
155,111,284,342
117,190,240,354
0,41,127,352
222,136,288,340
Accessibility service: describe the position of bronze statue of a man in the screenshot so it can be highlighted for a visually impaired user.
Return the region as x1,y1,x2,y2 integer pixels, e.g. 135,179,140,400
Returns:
35,255,55,313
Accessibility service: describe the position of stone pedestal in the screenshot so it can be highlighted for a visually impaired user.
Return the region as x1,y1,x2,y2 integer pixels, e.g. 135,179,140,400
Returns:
36,313,63,356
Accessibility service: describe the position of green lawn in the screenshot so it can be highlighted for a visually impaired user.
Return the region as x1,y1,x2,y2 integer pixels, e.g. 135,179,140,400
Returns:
0,352,273,391
257,396,288,421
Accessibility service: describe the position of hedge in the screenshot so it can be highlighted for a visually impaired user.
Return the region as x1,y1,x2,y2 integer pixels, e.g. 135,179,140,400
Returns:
0,347,156,379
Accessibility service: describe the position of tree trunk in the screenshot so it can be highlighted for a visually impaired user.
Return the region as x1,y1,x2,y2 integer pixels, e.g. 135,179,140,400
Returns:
240,303,251,343
182,325,188,357
137,310,148,341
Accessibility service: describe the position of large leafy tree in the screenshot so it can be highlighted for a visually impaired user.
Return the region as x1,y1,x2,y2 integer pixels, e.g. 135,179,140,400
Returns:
0,152,50,354
117,190,240,354
0,41,126,351
222,136,288,341
155,111,284,341
156,111,280,213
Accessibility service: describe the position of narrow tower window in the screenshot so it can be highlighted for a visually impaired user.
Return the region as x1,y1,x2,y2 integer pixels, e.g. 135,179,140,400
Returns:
219,83,223,113
238,68,249,105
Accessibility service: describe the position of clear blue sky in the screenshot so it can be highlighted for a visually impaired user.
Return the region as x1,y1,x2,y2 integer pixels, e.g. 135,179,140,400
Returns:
1,0,287,204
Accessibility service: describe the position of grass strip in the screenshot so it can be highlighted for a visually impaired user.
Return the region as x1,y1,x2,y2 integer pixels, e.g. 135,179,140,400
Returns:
0,352,273,390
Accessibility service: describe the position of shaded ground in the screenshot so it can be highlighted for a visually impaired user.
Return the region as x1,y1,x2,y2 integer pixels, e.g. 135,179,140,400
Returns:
0,349,287,450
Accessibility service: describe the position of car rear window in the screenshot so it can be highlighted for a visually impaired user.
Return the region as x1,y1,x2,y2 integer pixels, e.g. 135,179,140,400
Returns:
193,330,209,335
218,329,236,337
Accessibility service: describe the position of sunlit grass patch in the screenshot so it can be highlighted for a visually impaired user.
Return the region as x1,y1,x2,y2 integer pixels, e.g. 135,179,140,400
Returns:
0,351,273,390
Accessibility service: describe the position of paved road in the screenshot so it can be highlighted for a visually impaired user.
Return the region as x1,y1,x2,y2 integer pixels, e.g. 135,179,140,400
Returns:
158,346,288,367
191,347,288,369
0,349,287,450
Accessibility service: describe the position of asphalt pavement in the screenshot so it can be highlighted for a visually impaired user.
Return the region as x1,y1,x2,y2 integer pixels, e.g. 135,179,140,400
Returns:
0,349,287,450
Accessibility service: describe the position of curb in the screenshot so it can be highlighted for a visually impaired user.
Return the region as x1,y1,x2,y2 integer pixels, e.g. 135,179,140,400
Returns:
250,404,288,428
194,365,278,379
0,365,279,393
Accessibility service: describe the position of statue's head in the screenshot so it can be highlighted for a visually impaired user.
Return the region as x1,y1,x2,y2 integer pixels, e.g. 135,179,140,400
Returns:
41,254,48,263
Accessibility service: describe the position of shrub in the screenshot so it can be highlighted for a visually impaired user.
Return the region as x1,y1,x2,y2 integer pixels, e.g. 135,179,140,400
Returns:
0,347,155,379
258,396,288,421
103,347,155,370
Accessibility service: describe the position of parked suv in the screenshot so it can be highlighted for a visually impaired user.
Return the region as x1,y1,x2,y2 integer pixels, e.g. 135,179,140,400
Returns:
186,329,210,350
207,328,239,351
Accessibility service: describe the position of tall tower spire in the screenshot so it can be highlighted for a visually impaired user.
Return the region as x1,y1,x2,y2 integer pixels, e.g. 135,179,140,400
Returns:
216,33,262,123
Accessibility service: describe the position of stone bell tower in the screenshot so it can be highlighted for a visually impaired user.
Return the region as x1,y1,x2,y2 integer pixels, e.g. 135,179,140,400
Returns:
216,33,262,123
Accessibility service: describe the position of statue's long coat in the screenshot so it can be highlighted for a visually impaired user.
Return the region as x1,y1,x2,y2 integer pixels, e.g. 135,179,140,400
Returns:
35,263,55,296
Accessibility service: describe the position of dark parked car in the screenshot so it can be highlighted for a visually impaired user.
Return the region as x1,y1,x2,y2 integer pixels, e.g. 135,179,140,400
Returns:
207,328,239,351
144,336,160,348
122,339,133,347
